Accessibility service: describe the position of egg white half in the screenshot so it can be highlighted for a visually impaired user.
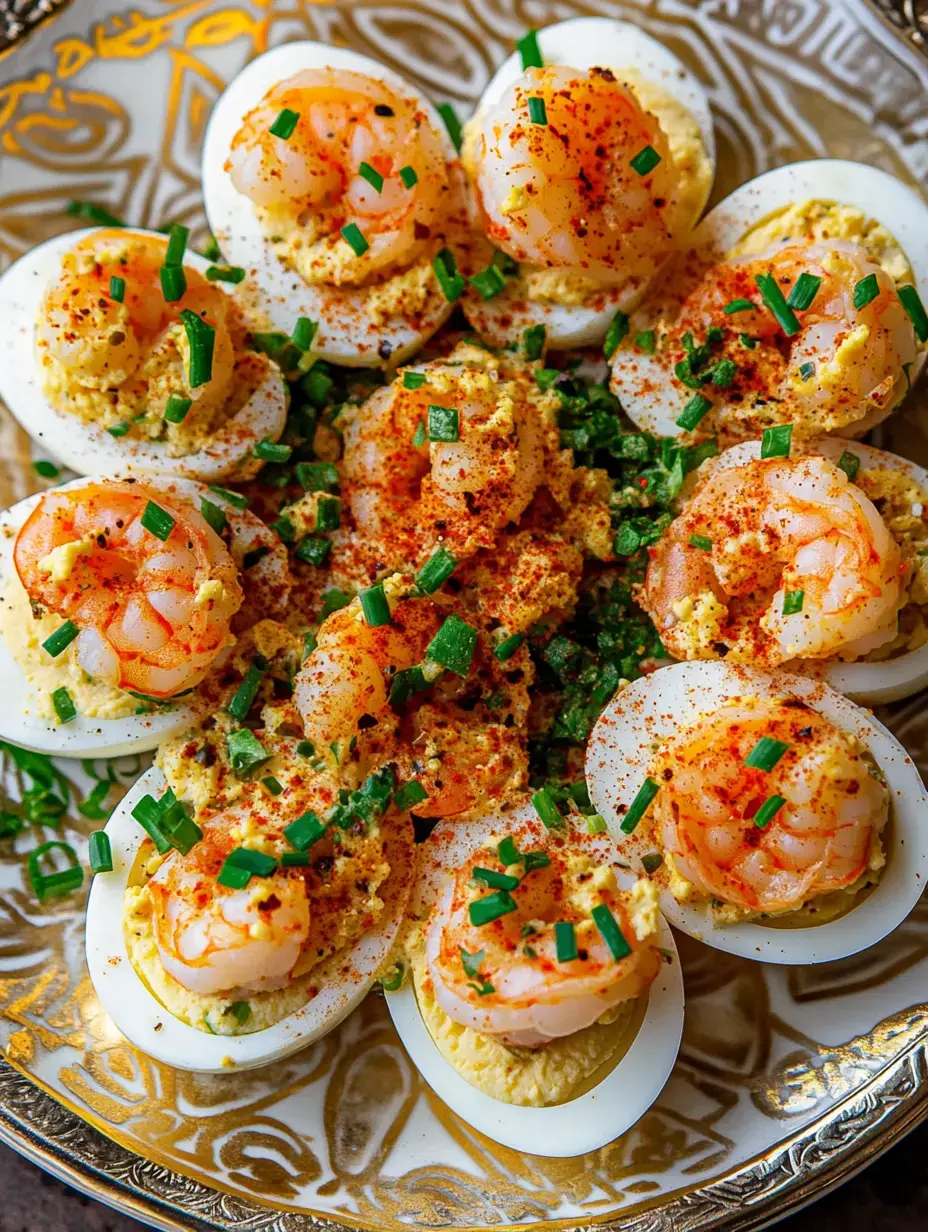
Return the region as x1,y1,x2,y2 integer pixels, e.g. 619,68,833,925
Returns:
585,659,928,964
700,437,928,704
0,228,288,483
612,160,928,436
86,765,412,1071
460,17,716,350
0,475,283,758
202,42,461,368
385,803,684,1155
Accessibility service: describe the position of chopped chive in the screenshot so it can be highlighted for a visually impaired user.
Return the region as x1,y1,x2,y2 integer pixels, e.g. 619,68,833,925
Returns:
585,814,607,834
853,272,880,310
88,830,113,873
898,284,928,342
518,28,543,69
527,96,547,125
180,309,215,387
760,423,793,459
399,165,418,189
66,200,125,226
218,847,278,888
269,108,299,140
432,247,465,302
428,403,459,442
412,420,426,447
532,786,564,830
754,793,787,829
641,851,664,875
724,298,755,314
109,275,126,303
437,102,462,152
630,144,661,175
469,264,507,300
42,620,79,658
604,311,630,360
52,687,76,724
798,361,815,380
164,393,192,423
497,836,520,867
206,264,245,284
493,632,524,662
164,223,188,266
676,393,712,431
295,535,331,566
227,1001,251,1025
739,333,757,349
159,798,202,854
837,450,860,482
786,272,821,311
755,272,801,336
295,461,338,492
28,841,83,901
253,438,292,463
33,460,59,479
291,317,316,351
403,371,426,390
472,866,520,891
744,736,789,771
199,498,227,536
341,223,370,257
591,903,632,961
689,533,712,551
284,809,326,851
227,661,266,722
782,588,805,615
301,364,332,406
316,495,341,531
296,739,315,757
281,851,310,867
554,920,578,962
208,485,248,509
468,890,517,926
620,777,659,835
357,161,384,193
261,775,283,796
394,779,428,811
140,500,175,541
523,323,546,360
360,583,391,627
426,613,477,676
710,358,739,388
226,728,271,777
130,794,172,854
416,547,457,594
635,330,656,353
160,264,187,302
380,961,405,991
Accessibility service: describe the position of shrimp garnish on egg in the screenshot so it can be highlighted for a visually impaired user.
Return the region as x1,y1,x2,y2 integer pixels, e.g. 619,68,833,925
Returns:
14,482,242,699
650,701,888,915
642,453,906,666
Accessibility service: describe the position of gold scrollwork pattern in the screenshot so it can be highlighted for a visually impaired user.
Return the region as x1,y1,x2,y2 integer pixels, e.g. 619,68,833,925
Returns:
0,2,927,1230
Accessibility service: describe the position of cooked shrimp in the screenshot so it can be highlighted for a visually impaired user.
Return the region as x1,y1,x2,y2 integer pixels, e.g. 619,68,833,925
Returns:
148,803,310,995
643,454,906,665
666,239,918,436
14,482,242,698
652,701,887,914
38,231,237,423
341,354,546,559
424,810,661,1047
228,68,451,281
471,65,677,285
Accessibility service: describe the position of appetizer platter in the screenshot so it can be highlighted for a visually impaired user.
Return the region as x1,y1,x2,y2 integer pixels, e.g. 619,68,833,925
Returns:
0,1,927,1230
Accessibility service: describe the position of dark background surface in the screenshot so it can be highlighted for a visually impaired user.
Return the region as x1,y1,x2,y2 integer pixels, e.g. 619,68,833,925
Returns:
1,1121,927,1231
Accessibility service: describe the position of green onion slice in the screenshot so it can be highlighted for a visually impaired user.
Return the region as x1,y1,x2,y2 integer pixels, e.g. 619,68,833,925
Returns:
180,309,215,387
604,311,629,360
837,450,860,482
140,500,175,541
782,588,805,615
523,323,546,360
518,28,543,69
754,794,787,829
760,423,793,459
468,890,517,926
28,840,83,901
52,687,76,724
630,144,661,175
427,403,459,442
341,223,370,257
206,265,245,284
469,264,507,300
416,547,457,594
676,393,712,431
689,533,712,551
360,583,392,627
109,275,126,303
744,736,789,772
42,620,79,659
527,96,547,125
432,248,465,302
853,272,880,310
394,779,428,811
554,920,578,962
399,165,418,189
160,264,187,303
357,161,384,193
269,108,300,140
531,787,564,830
723,298,755,314
755,272,801,336
88,830,113,874
436,102,462,152
493,632,524,662
426,613,477,676
164,393,192,424
898,284,928,342
472,866,520,891
620,777,659,835
284,810,326,851
227,661,266,722
786,272,821,311
591,903,632,961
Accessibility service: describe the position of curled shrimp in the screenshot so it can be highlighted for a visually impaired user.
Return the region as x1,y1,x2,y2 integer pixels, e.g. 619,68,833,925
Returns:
228,68,452,282
148,803,310,996
423,807,662,1047
469,65,678,285
651,700,888,914
642,453,906,666
38,231,238,426
14,482,242,698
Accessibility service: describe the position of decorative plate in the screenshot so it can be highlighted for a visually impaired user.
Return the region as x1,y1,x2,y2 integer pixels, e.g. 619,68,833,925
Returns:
1,2,928,1230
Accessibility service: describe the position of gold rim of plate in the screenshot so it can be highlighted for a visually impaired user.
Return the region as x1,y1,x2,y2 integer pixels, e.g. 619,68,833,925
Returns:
1,1,928,1230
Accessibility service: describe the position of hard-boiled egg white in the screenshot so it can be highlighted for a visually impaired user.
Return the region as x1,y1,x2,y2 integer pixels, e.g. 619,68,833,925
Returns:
385,802,684,1155
0,475,287,758
612,160,928,437
86,766,413,1072
703,437,928,704
458,17,715,350
0,228,288,483
585,659,928,964
202,42,463,368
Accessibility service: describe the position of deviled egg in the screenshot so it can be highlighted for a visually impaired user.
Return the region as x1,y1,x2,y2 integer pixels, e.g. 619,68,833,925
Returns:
640,434,928,703
585,660,928,964
386,802,683,1154
202,41,466,368
456,17,715,350
0,227,288,482
0,475,288,757
86,764,413,1070
612,160,928,441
